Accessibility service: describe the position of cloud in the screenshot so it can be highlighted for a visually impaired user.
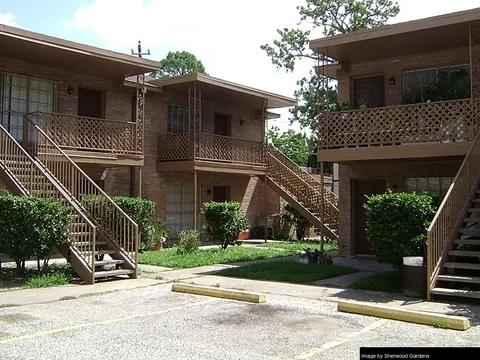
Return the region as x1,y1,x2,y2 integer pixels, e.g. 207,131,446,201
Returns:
66,0,313,131
0,12,17,27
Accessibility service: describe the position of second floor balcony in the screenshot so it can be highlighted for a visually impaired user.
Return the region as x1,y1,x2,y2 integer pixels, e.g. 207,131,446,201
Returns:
318,98,480,162
157,133,266,175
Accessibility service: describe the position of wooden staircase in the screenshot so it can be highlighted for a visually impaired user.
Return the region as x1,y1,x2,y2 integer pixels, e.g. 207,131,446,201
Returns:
0,118,138,284
262,146,339,241
430,182,480,300
428,130,480,301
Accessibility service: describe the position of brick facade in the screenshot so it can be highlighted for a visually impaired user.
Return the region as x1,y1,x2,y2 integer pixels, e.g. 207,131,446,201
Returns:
336,47,470,105
337,158,463,257
1,56,280,239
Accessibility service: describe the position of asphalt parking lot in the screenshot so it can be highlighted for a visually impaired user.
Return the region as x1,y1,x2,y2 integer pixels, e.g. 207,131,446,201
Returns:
0,284,479,360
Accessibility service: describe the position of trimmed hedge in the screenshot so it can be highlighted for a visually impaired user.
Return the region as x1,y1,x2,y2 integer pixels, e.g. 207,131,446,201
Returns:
0,195,70,273
202,201,250,249
364,191,437,269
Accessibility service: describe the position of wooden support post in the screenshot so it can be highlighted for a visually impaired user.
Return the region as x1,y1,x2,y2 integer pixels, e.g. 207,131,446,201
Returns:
264,178,268,243
138,168,142,198
320,161,325,253
194,171,198,230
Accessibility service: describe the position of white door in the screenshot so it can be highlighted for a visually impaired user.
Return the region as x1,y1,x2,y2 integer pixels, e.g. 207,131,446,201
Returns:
166,182,200,238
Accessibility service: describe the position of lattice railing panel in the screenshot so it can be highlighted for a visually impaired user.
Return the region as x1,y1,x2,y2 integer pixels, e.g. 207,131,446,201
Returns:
198,134,265,165
157,133,194,162
320,99,479,149
266,152,338,237
33,112,139,155
157,133,265,166
267,146,338,207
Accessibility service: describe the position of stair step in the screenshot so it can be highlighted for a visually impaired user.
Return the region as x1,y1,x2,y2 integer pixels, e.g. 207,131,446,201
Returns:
464,218,480,223
78,249,115,256
444,262,480,270
93,269,133,278
437,275,480,284
467,208,480,212
473,199,480,203
95,259,124,267
449,250,480,257
454,239,480,245
70,231,92,236
458,228,480,235
430,287,480,299
74,240,108,247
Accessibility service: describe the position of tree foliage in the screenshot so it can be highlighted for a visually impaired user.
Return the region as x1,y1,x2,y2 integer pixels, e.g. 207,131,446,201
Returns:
152,51,207,78
268,126,311,167
261,0,400,138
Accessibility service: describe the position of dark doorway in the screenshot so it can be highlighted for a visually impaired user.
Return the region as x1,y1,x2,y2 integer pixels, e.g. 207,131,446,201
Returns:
213,186,231,202
78,88,105,118
353,179,386,255
214,113,232,136
354,76,385,108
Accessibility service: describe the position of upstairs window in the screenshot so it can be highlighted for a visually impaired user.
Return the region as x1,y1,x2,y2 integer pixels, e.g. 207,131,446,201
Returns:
167,104,189,133
403,65,470,104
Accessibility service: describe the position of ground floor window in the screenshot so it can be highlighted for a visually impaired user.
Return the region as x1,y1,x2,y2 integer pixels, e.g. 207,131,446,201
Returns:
404,177,454,197
165,182,201,238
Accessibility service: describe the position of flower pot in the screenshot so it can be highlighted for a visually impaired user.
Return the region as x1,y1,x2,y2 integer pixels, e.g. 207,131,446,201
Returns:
299,257,308,264
403,256,427,298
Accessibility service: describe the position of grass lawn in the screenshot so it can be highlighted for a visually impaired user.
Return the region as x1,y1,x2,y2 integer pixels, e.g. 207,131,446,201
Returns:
215,261,360,284
348,270,403,293
138,246,298,269
0,264,72,290
259,241,338,252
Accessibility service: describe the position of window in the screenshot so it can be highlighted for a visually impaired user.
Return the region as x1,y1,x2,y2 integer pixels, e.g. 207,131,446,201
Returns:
167,104,189,133
403,64,470,104
404,177,453,197
0,73,57,140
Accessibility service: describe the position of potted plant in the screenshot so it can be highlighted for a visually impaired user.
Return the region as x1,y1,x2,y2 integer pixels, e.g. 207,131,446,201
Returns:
149,218,169,251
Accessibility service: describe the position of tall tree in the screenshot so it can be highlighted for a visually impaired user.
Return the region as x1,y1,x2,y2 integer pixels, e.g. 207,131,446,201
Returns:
151,51,207,78
261,0,400,137
268,126,311,167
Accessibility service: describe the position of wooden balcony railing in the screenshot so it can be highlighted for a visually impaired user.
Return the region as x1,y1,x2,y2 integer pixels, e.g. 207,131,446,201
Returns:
319,98,480,149
32,112,140,155
158,133,265,166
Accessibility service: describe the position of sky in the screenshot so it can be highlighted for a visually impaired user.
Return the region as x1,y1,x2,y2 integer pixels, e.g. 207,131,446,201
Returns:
1,0,479,133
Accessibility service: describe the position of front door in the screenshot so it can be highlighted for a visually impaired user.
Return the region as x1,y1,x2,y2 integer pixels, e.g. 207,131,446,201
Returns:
78,88,104,118
213,113,232,161
354,179,386,255
354,76,385,108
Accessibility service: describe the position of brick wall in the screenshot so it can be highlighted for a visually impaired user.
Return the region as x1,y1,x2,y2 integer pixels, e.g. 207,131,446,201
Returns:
104,88,280,238
337,47,470,105
0,57,134,119
337,158,463,257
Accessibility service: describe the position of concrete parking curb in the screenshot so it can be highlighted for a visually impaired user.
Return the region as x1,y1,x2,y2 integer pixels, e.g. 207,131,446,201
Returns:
171,283,266,303
338,301,470,330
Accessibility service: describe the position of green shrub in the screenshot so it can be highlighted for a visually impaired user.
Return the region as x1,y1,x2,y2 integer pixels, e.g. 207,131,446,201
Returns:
364,191,437,269
177,230,200,254
283,203,312,240
0,195,70,274
83,196,158,252
202,202,250,249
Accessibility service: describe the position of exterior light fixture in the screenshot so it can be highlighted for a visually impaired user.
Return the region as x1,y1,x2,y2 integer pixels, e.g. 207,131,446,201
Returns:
67,86,74,95
240,118,245,126
389,77,396,86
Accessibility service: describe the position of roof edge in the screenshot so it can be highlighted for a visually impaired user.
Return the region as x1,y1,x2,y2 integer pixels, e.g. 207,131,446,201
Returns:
0,24,159,70
309,7,480,52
